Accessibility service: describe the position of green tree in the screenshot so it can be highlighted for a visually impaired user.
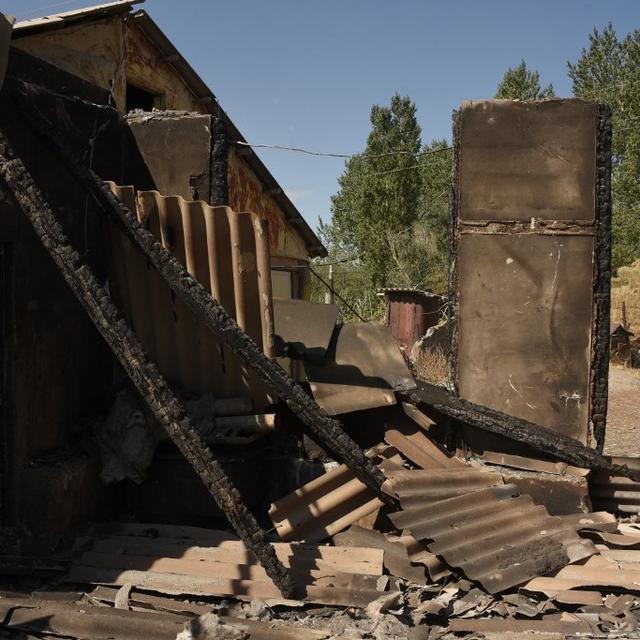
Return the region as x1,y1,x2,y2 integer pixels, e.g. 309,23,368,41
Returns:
327,93,423,289
568,23,640,270
495,60,556,100
315,95,453,320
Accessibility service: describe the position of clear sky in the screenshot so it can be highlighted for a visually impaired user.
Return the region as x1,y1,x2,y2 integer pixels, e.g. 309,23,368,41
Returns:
6,0,640,231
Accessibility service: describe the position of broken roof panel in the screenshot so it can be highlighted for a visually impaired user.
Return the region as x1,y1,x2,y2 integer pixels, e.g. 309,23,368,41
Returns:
65,527,388,607
273,298,338,361
269,447,402,543
389,472,596,594
304,321,416,415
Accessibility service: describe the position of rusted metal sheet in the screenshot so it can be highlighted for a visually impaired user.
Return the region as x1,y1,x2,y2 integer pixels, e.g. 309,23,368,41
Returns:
450,99,611,448
381,288,442,351
269,446,402,543
273,298,338,360
304,321,416,416
389,471,596,593
590,457,640,514
107,185,274,408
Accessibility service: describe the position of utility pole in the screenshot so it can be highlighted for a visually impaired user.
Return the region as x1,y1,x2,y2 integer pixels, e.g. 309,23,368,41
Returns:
325,264,335,305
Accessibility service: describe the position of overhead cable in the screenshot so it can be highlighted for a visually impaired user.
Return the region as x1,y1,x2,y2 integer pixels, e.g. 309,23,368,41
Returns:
233,140,453,160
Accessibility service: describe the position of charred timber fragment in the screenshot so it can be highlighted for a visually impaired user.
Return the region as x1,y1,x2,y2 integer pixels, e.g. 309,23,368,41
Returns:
404,382,640,482
14,87,396,510
0,133,296,599
210,116,228,206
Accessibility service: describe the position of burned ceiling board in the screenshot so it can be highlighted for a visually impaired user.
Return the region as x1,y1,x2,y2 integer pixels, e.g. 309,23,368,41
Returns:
304,322,416,416
450,99,612,449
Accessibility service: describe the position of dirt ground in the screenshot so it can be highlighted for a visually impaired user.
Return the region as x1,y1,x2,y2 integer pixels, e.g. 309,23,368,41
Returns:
603,365,640,457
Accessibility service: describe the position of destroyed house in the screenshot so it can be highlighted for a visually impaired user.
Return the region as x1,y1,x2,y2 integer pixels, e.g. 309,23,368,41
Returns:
6,4,640,635
0,1,328,535
11,0,326,294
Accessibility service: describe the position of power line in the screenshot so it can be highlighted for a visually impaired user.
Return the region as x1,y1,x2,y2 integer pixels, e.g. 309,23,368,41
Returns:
233,140,453,160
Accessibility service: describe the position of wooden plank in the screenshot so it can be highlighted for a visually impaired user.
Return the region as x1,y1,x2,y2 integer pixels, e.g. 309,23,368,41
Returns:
83,536,383,574
79,551,380,588
66,566,385,608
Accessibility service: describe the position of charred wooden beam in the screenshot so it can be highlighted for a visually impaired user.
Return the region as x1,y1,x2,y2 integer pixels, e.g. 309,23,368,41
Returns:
404,381,640,482
210,115,228,206
0,133,296,599
13,85,396,510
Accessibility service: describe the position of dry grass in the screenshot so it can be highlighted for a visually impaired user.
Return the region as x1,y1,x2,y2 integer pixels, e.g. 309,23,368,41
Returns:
412,343,452,386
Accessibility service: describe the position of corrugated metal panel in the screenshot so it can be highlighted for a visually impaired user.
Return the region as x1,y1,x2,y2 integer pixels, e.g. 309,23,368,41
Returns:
269,446,403,543
590,456,640,514
382,289,442,351
107,184,274,408
269,415,467,545
388,471,596,594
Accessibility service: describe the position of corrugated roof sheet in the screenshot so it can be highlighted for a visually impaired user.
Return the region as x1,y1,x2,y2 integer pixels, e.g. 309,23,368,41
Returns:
590,456,640,515
388,472,596,594
269,446,402,543
107,184,274,409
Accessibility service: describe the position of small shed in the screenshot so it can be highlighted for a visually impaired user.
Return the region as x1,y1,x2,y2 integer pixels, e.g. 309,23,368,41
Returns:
380,288,444,351
610,322,634,350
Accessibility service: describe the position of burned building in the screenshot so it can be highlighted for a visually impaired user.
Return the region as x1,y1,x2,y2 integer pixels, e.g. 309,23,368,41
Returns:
11,0,326,292
1,0,328,535
4,4,640,636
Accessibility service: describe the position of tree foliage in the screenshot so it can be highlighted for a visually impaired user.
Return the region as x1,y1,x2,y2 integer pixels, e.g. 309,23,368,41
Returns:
314,94,452,320
495,60,555,100
568,23,640,270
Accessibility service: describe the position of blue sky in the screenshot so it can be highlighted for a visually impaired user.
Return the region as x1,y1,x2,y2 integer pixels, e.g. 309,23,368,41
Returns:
7,0,640,230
